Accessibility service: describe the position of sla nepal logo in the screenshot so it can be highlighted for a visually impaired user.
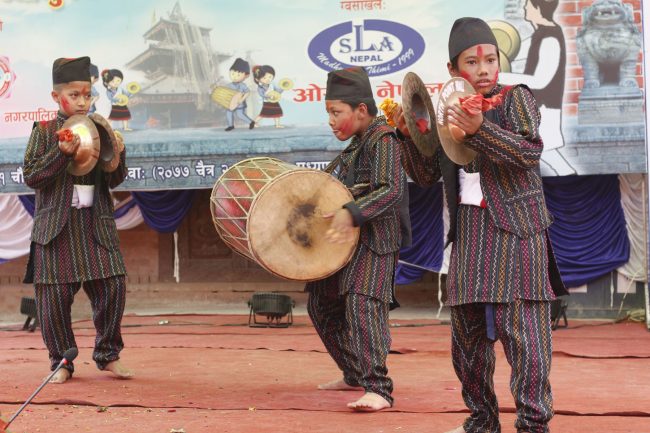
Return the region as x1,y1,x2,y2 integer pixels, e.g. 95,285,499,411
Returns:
308,19,425,77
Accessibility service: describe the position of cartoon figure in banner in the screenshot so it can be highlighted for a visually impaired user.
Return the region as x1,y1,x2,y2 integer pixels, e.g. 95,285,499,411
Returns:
253,65,285,128
88,63,100,115
224,58,255,131
499,0,576,176
102,68,133,132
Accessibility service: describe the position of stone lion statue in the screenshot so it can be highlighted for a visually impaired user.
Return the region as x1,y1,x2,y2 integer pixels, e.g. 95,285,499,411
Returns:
576,0,641,89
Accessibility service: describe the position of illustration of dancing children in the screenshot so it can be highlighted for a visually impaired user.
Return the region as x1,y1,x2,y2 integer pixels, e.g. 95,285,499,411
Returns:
500,0,576,175
89,63,100,114
253,65,284,128
225,58,255,131
102,69,132,131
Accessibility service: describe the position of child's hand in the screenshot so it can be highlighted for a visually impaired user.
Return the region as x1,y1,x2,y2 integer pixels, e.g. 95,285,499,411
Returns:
447,102,483,136
323,208,355,244
393,105,411,139
56,129,80,156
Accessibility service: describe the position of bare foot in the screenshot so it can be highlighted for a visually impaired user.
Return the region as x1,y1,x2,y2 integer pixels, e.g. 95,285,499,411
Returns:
347,392,391,412
48,369,71,384
443,427,465,433
104,360,134,379
317,378,363,391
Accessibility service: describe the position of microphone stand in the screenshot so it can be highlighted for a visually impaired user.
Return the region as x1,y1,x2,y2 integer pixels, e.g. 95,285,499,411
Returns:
5,348,78,430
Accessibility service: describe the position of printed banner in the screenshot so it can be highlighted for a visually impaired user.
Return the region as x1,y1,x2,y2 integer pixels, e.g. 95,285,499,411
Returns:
0,0,646,192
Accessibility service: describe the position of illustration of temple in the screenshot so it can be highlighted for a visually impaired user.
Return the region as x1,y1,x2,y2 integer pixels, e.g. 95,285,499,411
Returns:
126,2,231,128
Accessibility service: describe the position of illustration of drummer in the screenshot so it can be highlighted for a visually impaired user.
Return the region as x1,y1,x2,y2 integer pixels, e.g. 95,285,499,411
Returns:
223,57,255,131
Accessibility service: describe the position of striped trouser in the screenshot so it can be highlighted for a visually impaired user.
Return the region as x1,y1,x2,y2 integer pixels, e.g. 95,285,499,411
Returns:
35,275,127,374
307,286,393,405
451,300,554,433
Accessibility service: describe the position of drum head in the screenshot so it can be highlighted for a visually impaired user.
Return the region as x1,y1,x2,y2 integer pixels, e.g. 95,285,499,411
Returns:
248,170,359,281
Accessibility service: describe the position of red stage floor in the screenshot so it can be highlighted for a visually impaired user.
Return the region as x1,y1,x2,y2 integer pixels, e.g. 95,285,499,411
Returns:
1,314,649,432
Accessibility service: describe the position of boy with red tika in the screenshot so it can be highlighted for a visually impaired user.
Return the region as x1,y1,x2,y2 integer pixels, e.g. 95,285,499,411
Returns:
395,18,567,433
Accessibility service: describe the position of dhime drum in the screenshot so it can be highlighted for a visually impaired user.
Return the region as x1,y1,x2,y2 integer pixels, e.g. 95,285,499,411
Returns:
211,86,246,111
210,157,359,281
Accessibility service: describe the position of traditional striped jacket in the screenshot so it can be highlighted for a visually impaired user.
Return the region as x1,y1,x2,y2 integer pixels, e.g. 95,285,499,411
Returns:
336,116,407,255
23,113,127,251
402,85,554,241
308,116,407,302
401,84,567,297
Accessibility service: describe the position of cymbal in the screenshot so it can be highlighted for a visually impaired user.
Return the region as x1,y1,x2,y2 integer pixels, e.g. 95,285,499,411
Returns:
401,72,439,157
499,49,512,73
488,20,521,61
89,113,120,173
63,115,100,176
435,77,478,165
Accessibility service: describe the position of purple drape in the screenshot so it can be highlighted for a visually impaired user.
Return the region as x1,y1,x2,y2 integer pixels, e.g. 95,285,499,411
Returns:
131,190,196,233
543,175,629,288
395,182,444,284
114,198,138,218
18,194,35,217
393,175,629,289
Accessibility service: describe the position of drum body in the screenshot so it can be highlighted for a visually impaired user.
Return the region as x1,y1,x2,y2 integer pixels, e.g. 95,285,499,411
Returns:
211,86,244,111
210,157,359,281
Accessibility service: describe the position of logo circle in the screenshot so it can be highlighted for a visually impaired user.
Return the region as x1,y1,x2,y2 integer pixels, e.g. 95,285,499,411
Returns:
308,19,425,77
0,58,14,98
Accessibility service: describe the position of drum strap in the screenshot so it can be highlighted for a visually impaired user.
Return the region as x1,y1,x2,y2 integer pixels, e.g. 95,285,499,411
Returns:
323,149,362,189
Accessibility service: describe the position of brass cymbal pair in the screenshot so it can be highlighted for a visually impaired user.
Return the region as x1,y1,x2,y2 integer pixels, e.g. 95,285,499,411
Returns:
397,21,521,164
115,82,141,107
401,73,476,165
62,113,122,176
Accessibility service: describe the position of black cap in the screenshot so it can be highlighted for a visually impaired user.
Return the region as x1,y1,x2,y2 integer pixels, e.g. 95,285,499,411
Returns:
52,57,91,85
325,67,373,102
448,17,498,61
230,57,250,74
